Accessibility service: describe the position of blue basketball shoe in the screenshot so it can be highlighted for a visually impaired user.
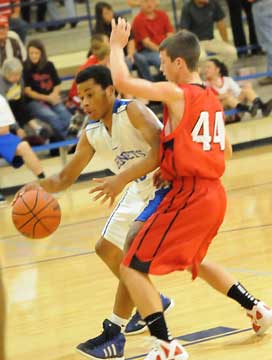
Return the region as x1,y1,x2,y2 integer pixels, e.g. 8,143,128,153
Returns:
124,294,174,335
76,319,126,359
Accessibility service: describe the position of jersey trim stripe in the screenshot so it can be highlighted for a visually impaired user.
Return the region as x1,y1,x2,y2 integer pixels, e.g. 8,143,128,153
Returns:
102,189,129,237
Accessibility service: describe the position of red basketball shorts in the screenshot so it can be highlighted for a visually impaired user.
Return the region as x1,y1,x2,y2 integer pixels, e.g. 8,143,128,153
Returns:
123,176,227,279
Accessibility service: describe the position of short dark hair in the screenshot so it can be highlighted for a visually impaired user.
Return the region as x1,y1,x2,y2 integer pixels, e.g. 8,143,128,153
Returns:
208,58,229,76
159,30,200,71
75,65,113,89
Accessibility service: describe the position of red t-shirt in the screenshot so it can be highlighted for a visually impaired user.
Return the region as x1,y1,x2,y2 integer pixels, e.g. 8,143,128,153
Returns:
132,9,173,51
68,55,99,101
160,84,225,180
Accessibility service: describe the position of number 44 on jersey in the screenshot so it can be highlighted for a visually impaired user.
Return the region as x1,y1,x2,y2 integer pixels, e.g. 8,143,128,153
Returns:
192,111,225,151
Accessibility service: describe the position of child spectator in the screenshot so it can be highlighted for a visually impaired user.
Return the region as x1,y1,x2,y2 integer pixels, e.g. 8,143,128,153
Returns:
23,39,71,140
0,94,45,204
66,33,110,137
0,58,50,140
95,1,152,81
67,33,110,110
205,58,272,118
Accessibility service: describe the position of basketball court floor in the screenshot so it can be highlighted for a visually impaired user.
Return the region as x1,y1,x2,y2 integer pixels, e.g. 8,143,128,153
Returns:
1,144,272,360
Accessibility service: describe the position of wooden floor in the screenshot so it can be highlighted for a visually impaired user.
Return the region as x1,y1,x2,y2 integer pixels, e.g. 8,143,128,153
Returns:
1,146,272,360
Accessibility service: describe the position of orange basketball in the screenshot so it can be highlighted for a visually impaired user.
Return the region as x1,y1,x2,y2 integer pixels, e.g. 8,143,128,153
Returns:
12,189,61,239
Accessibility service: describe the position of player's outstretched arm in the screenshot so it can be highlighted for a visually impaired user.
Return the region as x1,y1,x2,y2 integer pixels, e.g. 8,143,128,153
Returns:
12,131,95,204
110,18,180,104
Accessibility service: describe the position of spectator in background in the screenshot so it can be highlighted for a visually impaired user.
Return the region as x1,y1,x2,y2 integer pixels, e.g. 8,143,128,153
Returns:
226,0,261,57
67,33,109,109
23,39,71,140
132,0,174,72
21,0,47,32
205,58,272,119
0,16,26,66
66,33,110,136
46,0,77,30
126,0,140,17
95,1,152,81
180,0,237,69
0,0,28,42
0,94,45,203
249,0,272,86
0,58,50,140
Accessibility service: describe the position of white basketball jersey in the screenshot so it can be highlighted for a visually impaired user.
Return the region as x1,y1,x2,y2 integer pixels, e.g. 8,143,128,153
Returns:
85,99,162,195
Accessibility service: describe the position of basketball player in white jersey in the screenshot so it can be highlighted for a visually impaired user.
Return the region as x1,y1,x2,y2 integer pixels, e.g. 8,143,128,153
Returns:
14,65,173,359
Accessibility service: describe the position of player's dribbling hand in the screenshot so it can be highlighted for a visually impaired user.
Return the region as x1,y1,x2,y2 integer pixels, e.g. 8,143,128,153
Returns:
89,175,127,207
11,183,42,206
110,17,131,49
153,169,170,189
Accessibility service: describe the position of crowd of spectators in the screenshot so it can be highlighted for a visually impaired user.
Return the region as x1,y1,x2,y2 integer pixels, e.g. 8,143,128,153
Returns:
0,0,272,206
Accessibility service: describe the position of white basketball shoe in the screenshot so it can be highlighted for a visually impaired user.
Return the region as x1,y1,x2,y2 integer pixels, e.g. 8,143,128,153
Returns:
246,301,272,335
144,338,189,360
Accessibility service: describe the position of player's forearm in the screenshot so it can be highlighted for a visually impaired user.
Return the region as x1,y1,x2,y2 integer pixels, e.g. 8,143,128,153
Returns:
118,150,160,186
142,39,159,52
25,88,50,102
110,45,131,87
38,173,76,193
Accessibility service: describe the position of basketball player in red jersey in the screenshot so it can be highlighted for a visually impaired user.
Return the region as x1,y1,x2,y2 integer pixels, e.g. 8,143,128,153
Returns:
90,18,272,360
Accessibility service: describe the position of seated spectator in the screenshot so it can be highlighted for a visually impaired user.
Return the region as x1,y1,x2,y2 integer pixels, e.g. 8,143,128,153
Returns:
67,33,110,110
95,1,152,81
205,58,272,118
23,39,72,140
0,0,28,42
180,0,237,69
0,15,26,66
65,34,110,136
0,58,50,141
132,0,173,73
0,94,45,204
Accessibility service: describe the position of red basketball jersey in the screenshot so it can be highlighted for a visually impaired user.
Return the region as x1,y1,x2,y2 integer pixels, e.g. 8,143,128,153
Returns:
160,84,225,180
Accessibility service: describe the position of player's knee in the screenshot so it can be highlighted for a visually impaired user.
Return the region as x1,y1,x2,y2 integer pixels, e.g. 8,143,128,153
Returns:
95,238,121,264
95,239,106,260
16,141,31,156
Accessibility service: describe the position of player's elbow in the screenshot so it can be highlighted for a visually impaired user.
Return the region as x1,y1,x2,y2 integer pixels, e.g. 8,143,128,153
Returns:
113,76,129,94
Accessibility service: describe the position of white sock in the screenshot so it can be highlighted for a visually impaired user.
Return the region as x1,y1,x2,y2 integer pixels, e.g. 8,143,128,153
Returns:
109,313,128,332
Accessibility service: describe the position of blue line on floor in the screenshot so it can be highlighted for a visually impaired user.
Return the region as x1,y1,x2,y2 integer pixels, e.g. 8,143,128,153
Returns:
126,327,252,360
